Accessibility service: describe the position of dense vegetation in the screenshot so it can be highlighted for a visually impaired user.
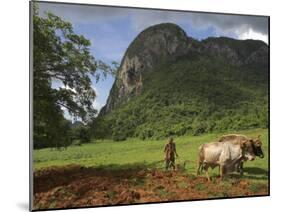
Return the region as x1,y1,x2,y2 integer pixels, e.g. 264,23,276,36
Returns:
93,52,268,141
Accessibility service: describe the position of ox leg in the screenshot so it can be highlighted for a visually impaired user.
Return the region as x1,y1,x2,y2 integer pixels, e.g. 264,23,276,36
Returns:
197,161,202,176
204,165,211,182
239,162,244,176
220,165,226,180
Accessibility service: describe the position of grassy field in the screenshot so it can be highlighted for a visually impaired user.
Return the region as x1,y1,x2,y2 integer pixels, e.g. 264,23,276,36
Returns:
33,128,268,179
33,128,269,210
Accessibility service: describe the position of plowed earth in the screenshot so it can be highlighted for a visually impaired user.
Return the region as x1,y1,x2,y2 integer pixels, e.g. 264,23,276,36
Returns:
33,165,268,210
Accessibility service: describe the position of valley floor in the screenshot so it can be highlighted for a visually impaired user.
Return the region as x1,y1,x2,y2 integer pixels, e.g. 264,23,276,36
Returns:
33,128,269,210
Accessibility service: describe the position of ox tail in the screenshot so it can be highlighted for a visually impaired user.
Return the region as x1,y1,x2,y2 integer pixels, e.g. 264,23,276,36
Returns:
197,144,204,176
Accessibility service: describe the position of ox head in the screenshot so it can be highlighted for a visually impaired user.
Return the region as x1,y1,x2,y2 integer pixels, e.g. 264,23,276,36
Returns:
241,140,256,161
241,135,264,160
252,135,264,158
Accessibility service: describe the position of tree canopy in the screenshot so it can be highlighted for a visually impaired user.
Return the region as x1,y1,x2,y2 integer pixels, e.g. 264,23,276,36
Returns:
33,5,113,148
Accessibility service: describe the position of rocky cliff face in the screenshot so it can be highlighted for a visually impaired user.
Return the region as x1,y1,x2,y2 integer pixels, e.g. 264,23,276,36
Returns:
100,23,193,114
100,23,268,115
200,37,268,66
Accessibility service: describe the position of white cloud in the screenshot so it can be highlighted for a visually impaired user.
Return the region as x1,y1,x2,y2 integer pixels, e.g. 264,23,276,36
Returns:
38,1,268,43
237,28,268,44
122,9,268,42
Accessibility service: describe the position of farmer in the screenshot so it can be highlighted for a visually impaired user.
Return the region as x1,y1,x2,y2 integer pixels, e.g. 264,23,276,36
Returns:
164,137,178,170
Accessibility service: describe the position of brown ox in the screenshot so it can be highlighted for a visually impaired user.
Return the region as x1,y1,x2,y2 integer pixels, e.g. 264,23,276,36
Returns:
197,139,256,181
218,134,264,175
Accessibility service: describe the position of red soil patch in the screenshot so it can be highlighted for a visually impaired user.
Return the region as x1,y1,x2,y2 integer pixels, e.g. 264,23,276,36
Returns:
33,165,268,210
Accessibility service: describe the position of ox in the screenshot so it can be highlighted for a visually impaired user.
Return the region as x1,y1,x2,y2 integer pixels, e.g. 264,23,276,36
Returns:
197,139,256,181
218,134,264,175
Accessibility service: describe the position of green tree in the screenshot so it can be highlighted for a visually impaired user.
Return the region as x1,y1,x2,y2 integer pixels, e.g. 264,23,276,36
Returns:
32,5,114,148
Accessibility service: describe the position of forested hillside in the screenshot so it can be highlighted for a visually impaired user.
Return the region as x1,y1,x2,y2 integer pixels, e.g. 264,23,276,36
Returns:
92,23,268,140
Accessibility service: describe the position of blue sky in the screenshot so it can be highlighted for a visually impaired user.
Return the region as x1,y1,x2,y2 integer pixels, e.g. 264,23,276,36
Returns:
38,2,268,118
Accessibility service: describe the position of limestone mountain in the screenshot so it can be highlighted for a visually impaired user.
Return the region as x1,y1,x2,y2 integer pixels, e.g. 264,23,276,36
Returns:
95,23,268,140
100,23,195,114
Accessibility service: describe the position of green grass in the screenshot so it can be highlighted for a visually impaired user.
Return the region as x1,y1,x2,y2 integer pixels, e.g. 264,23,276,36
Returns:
33,128,268,183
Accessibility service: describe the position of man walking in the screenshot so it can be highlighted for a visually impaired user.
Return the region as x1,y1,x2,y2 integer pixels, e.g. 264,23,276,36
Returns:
164,137,178,170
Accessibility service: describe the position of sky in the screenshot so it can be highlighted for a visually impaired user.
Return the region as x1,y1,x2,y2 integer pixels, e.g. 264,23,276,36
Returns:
38,2,269,118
